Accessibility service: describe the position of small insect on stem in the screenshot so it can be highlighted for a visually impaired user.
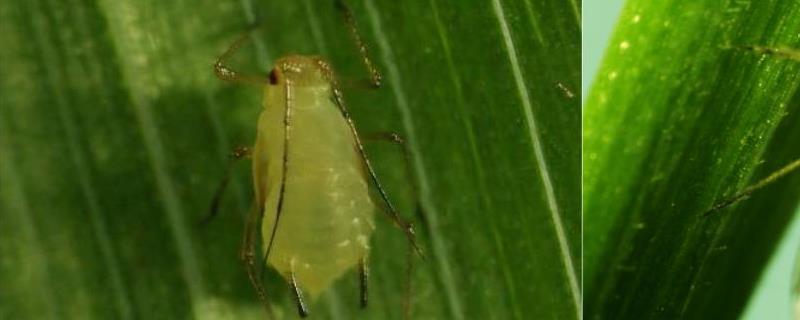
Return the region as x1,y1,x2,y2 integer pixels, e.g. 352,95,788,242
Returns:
704,156,800,216
208,1,423,319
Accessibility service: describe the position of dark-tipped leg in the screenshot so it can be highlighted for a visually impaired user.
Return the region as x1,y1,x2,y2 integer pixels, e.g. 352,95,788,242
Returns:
359,256,369,309
201,146,250,225
289,269,310,317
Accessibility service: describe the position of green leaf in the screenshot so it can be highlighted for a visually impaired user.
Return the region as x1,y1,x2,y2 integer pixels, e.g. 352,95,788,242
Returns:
0,0,580,319
585,0,800,319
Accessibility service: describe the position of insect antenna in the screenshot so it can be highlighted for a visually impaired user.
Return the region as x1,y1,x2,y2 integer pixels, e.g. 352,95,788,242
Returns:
214,30,269,85
334,0,382,88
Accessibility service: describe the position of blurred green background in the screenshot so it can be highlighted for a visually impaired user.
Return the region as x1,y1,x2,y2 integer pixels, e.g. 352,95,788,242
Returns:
584,1,800,319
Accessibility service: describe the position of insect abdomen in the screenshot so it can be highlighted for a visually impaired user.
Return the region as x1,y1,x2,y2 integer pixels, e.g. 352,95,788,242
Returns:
252,84,376,299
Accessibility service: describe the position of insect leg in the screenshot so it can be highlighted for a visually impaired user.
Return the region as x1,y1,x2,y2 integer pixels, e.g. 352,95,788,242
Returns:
363,132,419,200
705,157,800,215
214,31,268,85
289,267,310,317
361,132,424,254
334,0,382,88
359,256,369,308
363,132,421,319
200,146,251,225
239,202,274,318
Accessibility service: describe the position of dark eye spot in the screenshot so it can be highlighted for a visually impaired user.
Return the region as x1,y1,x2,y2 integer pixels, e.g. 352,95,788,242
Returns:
269,69,278,85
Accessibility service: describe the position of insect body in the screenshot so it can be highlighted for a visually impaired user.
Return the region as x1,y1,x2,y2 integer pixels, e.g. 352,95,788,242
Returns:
209,2,420,318
254,56,376,301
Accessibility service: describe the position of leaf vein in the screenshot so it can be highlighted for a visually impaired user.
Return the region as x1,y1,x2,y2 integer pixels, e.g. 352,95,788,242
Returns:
491,0,581,315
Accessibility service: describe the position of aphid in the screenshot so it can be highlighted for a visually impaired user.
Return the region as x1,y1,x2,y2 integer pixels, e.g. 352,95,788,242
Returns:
207,1,422,318
704,44,800,215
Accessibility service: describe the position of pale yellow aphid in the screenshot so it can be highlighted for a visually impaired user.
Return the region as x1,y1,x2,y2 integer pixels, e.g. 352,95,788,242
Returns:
208,1,420,318
254,56,376,300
